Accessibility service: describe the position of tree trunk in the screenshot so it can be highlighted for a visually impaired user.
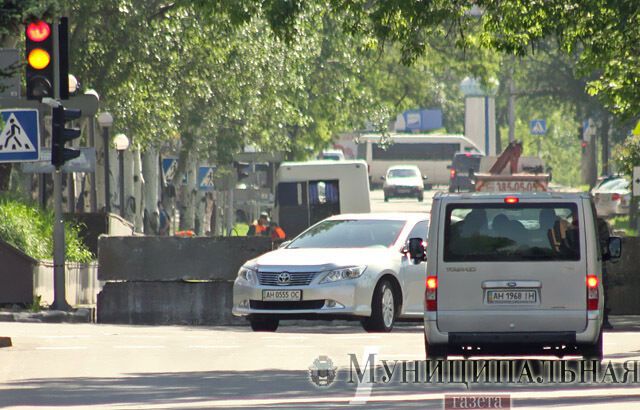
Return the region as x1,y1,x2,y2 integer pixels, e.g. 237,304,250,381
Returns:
132,149,144,232
0,164,12,192
142,149,159,234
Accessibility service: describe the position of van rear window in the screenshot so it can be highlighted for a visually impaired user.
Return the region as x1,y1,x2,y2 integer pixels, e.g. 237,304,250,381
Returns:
444,203,580,262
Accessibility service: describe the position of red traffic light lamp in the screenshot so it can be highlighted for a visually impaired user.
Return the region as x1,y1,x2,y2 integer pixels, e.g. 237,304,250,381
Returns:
25,20,54,100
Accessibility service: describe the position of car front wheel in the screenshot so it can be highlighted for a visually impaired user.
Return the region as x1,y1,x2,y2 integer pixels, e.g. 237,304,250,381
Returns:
362,280,396,332
249,317,279,332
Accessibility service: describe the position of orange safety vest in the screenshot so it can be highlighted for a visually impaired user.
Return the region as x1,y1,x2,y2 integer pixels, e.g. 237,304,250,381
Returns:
252,223,268,235
271,226,286,240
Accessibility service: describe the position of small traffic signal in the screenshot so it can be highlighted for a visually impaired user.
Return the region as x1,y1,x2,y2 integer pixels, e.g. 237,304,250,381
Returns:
51,105,82,168
25,20,54,100
234,161,250,181
58,17,70,100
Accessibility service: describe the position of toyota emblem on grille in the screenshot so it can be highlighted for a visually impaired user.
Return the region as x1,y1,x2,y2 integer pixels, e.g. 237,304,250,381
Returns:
277,272,291,285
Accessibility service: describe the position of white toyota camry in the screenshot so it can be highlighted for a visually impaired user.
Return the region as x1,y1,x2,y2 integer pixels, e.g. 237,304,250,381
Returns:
232,213,429,332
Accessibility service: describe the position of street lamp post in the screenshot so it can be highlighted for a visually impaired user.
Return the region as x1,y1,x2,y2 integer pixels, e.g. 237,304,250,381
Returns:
114,133,130,218
97,112,113,213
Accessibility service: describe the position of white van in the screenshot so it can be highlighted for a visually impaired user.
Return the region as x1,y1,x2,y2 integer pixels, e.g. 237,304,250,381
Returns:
274,160,370,238
408,192,621,360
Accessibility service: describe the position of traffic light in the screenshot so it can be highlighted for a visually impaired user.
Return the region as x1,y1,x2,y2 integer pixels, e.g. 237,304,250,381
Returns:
234,161,250,181
25,20,54,100
58,17,70,100
51,105,81,168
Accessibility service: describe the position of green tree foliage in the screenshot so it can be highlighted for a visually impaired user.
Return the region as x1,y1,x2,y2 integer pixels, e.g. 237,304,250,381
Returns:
613,133,640,178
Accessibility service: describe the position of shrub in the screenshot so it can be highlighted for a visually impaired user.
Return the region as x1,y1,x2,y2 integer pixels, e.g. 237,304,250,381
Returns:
0,195,93,262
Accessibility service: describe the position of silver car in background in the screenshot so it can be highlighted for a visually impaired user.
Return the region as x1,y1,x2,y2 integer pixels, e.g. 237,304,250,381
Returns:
233,213,429,332
592,177,630,217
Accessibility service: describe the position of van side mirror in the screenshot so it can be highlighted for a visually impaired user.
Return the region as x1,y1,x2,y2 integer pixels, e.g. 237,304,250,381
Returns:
422,175,427,180
408,237,426,263
446,165,451,170
606,237,622,260
380,176,385,181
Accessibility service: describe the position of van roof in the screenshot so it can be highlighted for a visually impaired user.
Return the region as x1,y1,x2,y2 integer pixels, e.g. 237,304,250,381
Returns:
280,159,366,168
435,191,590,201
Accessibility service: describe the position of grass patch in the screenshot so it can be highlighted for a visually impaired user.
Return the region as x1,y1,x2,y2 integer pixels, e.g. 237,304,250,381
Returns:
609,215,638,237
0,194,93,262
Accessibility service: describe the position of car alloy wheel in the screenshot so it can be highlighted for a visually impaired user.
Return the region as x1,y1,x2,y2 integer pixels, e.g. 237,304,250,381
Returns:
362,279,396,332
382,286,394,328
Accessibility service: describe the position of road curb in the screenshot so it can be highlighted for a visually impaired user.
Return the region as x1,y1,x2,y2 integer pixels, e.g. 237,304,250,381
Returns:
0,308,93,324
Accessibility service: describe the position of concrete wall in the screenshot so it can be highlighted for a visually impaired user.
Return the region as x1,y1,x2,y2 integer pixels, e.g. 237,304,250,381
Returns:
97,236,273,325
98,236,272,281
34,262,101,306
97,282,243,325
607,237,640,315
0,240,35,304
0,239,100,307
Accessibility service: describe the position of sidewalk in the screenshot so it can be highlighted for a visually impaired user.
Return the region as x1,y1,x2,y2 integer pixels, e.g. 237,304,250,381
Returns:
609,315,640,331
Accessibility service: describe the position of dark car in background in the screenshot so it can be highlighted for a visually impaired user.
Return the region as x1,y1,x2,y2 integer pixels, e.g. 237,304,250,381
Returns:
448,152,483,192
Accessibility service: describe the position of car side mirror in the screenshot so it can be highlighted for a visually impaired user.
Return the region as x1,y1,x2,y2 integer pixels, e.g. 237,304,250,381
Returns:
408,237,426,263
422,175,427,180
380,176,385,181
606,237,622,260
446,165,451,169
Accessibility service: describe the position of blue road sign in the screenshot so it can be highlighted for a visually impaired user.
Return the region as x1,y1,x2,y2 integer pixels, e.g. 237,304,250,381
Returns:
529,119,547,135
162,157,178,183
197,166,217,191
0,109,40,162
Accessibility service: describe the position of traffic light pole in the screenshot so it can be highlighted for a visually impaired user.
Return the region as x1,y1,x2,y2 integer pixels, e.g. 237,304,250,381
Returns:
50,21,70,311
52,168,70,310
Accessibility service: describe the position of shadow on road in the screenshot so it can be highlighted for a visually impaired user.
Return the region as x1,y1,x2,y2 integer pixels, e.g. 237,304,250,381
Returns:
2,361,640,409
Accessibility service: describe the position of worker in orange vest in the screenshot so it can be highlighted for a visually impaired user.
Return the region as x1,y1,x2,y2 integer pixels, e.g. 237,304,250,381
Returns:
248,212,270,236
269,221,286,240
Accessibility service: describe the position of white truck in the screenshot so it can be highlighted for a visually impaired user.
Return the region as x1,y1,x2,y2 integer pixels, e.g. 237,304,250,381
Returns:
274,160,370,238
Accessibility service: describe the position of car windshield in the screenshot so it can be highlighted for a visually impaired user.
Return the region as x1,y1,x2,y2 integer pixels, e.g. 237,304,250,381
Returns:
388,169,418,178
444,203,580,262
288,219,406,248
452,155,482,170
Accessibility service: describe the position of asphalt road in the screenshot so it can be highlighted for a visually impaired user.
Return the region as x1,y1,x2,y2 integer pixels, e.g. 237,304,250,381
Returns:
369,187,438,214
2,321,640,409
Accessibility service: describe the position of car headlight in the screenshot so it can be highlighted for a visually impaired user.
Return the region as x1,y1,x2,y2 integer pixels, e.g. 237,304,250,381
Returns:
320,266,367,284
237,266,257,284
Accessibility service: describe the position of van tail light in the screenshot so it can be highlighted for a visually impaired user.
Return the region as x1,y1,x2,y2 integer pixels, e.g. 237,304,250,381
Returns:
587,274,599,311
450,169,456,179
611,193,621,201
425,276,437,311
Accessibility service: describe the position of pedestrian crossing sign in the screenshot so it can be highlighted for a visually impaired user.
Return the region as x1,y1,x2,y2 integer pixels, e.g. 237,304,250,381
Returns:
529,119,547,136
0,109,40,162
198,166,217,191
